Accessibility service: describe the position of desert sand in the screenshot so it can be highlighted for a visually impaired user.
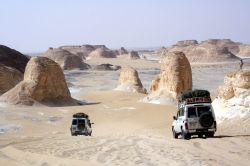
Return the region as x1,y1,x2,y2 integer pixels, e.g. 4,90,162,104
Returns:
0,55,250,166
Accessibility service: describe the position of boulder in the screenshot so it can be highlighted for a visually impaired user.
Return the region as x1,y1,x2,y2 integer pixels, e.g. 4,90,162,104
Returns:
115,66,146,93
0,45,29,73
88,48,116,59
0,57,77,106
94,64,121,71
117,47,128,55
224,71,250,89
213,70,250,121
145,51,192,103
218,71,250,100
237,44,250,57
0,64,23,95
129,51,140,60
218,85,235,100
43,48,90,70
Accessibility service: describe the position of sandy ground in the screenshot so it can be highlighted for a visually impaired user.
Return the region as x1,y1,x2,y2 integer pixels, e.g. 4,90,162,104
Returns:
0,56,250,166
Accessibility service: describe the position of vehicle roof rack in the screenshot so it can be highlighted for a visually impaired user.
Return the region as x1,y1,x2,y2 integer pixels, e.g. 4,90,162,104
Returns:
178,89,210,102
73,112,89,119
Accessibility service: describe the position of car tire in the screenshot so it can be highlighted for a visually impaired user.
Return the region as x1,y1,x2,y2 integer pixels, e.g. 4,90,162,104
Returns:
199,112,214,128
172,127,178,139
181,129,190,140
198,134,203,138
206,132,214,138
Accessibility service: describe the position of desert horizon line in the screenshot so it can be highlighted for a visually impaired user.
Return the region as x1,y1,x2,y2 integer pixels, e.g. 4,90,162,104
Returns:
5,38,250,54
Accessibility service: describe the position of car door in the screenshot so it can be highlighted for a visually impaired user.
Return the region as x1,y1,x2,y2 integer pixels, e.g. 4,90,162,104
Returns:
175,108,184,133
173,111,179,132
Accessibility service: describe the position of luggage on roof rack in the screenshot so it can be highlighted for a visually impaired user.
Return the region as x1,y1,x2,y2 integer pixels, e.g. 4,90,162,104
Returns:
178,89,210,101
73,112,89,119
178,90,211,104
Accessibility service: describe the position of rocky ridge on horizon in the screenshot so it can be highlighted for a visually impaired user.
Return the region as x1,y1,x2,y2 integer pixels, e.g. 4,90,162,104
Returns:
163,39,241,62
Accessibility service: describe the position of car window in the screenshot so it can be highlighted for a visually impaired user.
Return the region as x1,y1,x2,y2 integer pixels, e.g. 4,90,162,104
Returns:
179,108,184,117
72,119,77,125
188,107,197,118
197,106,211,116
78,119,85,124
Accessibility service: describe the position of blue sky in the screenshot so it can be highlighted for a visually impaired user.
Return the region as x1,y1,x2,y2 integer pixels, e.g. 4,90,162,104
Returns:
0,0,250,53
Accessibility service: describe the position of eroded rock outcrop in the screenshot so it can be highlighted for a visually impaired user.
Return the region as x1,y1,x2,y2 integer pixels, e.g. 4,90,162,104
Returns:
59,45,108,60
237,44,250,57
213,71,250,121
94,64,121,71
88,48,116,59
218,71,250,100
0,57,77,106
0,45,29,73
129,51,140,60
154,47,166,56
175,40,198,47
165,39,240,62
118,47,128,55
203,39,240,55
145,51,192,104
43,48,90,70
115,66,146,93
0,64,23,95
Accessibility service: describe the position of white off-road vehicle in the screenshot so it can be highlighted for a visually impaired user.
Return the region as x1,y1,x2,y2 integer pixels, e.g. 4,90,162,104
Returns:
172,90,217,139
70,113,93,136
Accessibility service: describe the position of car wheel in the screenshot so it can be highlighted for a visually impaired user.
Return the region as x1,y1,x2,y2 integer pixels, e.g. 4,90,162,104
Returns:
181,129,190,140
206,132,214,138
199,112,214,128
198,134,203,138
172,127,178,139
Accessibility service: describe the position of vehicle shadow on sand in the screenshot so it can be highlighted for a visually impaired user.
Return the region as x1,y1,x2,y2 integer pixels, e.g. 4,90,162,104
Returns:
190,135,250,139
212,135,250,138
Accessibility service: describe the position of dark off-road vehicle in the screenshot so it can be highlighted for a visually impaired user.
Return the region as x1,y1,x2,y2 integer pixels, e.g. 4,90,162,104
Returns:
70,112,93,136
172,90,217,139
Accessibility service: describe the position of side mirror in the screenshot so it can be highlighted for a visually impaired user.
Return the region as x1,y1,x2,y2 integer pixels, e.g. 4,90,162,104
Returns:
91,123,95,125
173,116,177,120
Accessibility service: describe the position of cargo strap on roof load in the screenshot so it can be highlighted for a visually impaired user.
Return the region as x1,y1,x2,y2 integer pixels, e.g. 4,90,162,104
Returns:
178,89,210,101
73,112,89,119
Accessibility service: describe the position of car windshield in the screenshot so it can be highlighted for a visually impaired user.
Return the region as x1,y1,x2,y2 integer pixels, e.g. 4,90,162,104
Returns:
187,107,196,118
197,106,211,116
72,119,77,125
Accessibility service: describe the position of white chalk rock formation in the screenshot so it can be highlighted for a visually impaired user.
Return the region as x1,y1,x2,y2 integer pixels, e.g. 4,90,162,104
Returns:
144,51,192,104
115,66,146,94
0,57,77,106
213,71,250,121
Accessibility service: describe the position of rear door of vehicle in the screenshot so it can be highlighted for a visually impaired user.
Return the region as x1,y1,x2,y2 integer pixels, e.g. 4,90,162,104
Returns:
187,106,199,130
